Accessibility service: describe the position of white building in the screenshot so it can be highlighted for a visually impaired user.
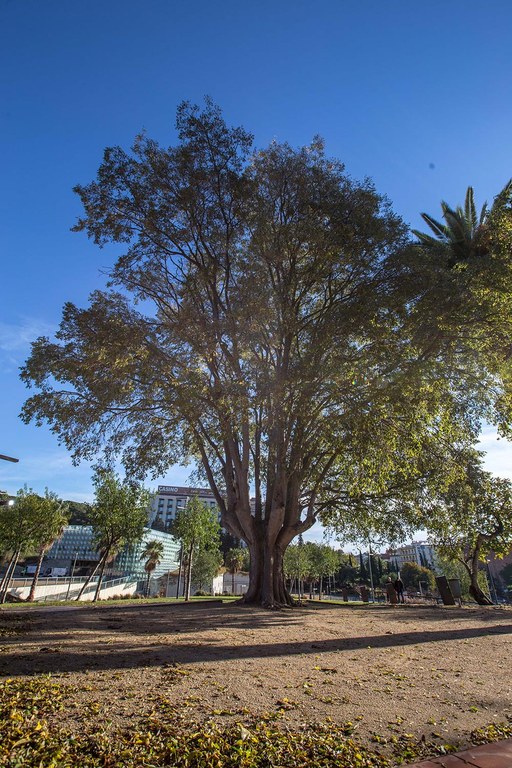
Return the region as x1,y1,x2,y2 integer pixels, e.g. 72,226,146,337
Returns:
386,541,437,571
150,485,220,529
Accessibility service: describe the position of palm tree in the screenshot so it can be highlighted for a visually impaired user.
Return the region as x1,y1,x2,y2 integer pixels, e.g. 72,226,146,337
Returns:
413,180,512,267
140,540,165,597
225,547,246,595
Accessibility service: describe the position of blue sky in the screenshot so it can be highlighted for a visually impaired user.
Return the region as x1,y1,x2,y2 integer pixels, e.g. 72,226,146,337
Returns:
1,0,512,539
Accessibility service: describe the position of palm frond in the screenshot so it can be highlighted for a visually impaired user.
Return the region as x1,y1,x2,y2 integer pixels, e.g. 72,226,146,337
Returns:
418,212,449,240
464,187,477,231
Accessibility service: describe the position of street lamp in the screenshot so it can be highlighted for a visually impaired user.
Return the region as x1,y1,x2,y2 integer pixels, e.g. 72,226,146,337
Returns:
0,454,19,463
66,552,79,600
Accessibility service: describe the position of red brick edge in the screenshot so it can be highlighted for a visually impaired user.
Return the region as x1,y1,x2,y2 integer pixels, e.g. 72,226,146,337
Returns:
404,737,512,767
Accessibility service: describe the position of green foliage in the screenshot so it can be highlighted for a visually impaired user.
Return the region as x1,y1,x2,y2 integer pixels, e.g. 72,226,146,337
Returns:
400,562,436,591
0,487,41,558
65,499,92,525
413,184,496,266
172,496,221,555
336,553,359,585
192,548,223,591
76,469,149,601
283,543,313,581
140,539,165,583
30,490,69,554
225,547,249,574
90,469,149,558
0,487,68,561
172,496,221,600
424,454,512,603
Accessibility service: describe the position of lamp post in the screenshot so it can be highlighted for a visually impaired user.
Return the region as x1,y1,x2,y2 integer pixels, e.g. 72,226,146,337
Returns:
0,454,19,463
176,544,183,599
66,552,78,600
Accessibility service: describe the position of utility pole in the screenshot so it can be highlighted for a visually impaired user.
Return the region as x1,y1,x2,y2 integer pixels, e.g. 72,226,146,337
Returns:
66,552,78,600
175,544,183,599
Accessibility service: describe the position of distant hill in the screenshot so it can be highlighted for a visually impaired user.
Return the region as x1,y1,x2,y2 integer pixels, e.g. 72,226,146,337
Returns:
64,500,92,526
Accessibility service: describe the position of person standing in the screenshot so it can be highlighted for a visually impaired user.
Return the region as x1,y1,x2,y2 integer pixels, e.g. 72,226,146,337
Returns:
394,576,405,604
386,577,397,605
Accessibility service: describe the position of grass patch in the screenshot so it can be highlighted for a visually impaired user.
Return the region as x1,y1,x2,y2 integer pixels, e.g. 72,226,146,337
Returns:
0,595,236,611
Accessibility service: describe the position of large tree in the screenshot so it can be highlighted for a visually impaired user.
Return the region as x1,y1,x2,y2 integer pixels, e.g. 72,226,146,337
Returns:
21,101,512,606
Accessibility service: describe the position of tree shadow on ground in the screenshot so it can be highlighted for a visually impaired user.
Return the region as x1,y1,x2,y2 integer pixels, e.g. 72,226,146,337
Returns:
0,600,511,677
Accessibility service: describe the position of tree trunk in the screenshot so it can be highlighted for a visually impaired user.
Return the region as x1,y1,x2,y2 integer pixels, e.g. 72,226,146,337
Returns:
0,551,20,603
0,552,18,601
184,545,193,601
76,557,102,600
176,546,183,598
27,549,45,602
465,538,494,606
240,537,292,607
93,550,110,601
146,571,151,597
469,573,493,605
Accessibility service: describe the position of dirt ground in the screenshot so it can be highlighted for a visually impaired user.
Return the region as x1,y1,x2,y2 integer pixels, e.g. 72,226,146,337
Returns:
1,600,511,751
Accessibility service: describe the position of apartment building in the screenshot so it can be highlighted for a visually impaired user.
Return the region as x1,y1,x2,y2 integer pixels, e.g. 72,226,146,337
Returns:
149,485,220,529
385,541,437,571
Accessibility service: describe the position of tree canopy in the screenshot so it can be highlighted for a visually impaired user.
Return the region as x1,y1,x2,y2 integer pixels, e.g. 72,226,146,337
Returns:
20,100,512,606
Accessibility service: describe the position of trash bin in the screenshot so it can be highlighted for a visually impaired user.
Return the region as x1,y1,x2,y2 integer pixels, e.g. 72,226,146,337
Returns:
448,578,462,605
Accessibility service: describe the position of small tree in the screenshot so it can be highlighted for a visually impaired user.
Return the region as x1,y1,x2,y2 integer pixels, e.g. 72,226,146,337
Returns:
303,543,338,599
425,456,512,605
27,490,69,601
0,487,40,602
400,561,436,593
192,548,223,593
336,552,359,587
77,470,149,601
140,539,165,596
172,497,221,601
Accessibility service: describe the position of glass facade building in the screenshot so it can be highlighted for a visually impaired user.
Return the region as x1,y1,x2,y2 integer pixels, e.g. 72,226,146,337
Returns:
46,525,180,579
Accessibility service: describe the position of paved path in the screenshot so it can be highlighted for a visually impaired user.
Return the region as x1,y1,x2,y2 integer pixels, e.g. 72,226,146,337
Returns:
406,738,512,767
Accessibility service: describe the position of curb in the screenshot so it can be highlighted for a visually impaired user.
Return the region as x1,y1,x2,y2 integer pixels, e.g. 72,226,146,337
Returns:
404,737,512,767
